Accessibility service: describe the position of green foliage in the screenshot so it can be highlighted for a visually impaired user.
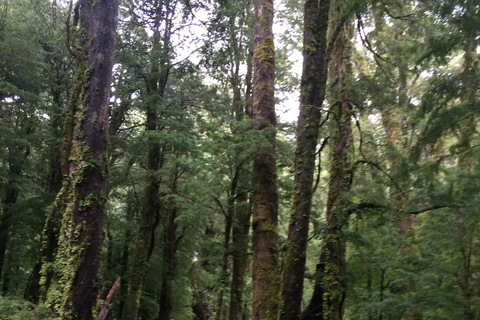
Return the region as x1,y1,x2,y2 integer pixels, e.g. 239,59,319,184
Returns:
0,296,57,320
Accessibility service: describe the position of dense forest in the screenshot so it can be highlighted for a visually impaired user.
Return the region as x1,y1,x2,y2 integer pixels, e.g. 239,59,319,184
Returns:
0,0,479,319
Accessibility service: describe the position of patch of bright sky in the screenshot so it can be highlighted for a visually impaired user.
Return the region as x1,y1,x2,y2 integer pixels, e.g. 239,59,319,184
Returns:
173,0,303,123
273,1,303,123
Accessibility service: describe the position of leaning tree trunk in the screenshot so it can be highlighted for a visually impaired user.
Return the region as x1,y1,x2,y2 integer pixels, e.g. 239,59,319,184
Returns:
251,0,280,319
280,0,331,319
43,0,118,319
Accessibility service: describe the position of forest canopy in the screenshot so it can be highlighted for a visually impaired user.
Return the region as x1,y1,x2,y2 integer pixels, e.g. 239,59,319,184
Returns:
0,0,479,320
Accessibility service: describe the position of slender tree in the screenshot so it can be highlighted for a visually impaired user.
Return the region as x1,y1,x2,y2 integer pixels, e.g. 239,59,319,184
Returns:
251,0,280,319
122,0,174,317
280,0,331,318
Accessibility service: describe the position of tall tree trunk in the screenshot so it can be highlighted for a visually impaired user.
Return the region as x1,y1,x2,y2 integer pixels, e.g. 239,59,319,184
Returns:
251,0,280,319
39,74,79,301
322,21,353,320
156,163,181,320
215,196,233,320
300,8,353,320
303,14,353,320
118,192,136,317
157,204,177,320
122,1,173,317
0,162,20,291
44,0,118,318
456,40,478,320
280,0,331,319
229,25,253,319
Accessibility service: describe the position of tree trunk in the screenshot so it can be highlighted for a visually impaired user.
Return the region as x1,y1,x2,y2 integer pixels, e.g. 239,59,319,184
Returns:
118,194,136,317
215,196,233,320
122,1,173,317
157,166,179,320
456,40,477,320
372,6,411,234
229,160,251,320
302,13,353,320
280,0,331,318
157,204,177,320
251,0,280,319
322,17,353,320
0,163,20,290
39,72,79,301
43,0,118,318
229,27,253,319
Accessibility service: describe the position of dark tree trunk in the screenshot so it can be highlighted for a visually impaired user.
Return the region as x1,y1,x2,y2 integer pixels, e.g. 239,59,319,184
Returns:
157,204,177,320
0,163,20,288
157,166,179,320
280,0,331,319
228,6,253,320
301,256,326,320
302,15,353,320
39,72,79,301
118,195,135,317
122,1,173,317
215,195,233,320
122,102,162,320
251,0,280,319
43,0,118,319
228,193,251,320
322,18,353,320
456,41,477,320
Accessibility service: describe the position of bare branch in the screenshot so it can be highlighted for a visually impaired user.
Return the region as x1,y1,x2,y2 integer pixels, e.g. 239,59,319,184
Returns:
354,159,408,199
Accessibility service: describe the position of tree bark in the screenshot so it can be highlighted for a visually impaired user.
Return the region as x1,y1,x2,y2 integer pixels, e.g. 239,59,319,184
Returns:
322,18,353,320
44,0,118,318
280,0,331,318
229,25,253,319
251,0,280,319
157,203,177,320
0,162,21,290
456,40,478,320
122,1,173,317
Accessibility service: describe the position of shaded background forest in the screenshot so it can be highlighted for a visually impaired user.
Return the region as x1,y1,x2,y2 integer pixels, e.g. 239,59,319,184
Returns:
0,0,479,319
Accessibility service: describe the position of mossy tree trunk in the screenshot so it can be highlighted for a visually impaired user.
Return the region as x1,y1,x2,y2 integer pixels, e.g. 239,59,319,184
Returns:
280,0,331,319
43,0,119,318
229,11,253,319
303,13,353,320
322,20,353,320
157,166,179,320
229,73,253,320
122,1,173,318
251,0,280,319
39,74,79,302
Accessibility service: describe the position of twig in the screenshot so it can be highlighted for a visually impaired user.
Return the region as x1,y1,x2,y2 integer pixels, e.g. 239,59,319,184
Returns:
354,159,407,199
